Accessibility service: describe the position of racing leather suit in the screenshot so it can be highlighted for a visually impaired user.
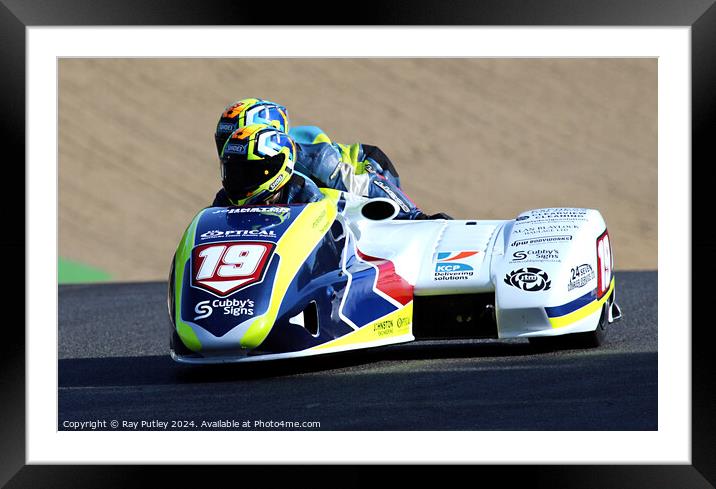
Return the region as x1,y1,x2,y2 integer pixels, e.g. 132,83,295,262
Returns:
289,126,402,190
212,170,429,220
213,127,435,220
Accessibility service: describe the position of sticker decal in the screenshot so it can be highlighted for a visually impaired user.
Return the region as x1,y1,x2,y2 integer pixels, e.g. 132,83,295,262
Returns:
511,224,580,235
192,241,275,296
504,267,552,292
568,263,596,291
200,229,277,240
193,300,213,320
527,208,589,222
433,251,480,281
212,207,290,215
192,298,256,320
510,249,560,263
510,235,572,247
372,180,411,213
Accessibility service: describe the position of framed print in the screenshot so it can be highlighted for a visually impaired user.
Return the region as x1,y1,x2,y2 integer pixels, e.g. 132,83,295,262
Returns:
5,0,713,486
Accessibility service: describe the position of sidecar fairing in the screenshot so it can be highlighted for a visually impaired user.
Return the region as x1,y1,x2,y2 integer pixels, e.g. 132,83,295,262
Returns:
169,189,620,364
168,191,415,363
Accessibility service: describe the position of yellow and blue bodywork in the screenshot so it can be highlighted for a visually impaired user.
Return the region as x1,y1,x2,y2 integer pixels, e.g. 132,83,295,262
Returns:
170,190,415,363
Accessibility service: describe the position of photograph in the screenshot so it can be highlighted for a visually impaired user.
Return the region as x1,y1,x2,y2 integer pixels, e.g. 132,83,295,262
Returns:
57,57,657,431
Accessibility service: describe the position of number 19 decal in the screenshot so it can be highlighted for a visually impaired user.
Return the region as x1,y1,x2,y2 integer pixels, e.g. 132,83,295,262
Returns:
596,230,613,299
192,241,274,296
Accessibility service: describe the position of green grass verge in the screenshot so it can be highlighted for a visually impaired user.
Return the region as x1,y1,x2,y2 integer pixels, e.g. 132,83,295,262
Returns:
58,258,112,284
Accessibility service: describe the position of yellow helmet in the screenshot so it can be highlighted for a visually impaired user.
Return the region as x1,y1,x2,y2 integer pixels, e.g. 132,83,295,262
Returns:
214,98,289,156
219,124,296,205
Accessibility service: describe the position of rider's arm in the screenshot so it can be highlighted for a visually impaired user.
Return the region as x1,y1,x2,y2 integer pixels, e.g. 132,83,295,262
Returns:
291,125,401,189
361,143,401,188
366,176,428,220
333,142,401,189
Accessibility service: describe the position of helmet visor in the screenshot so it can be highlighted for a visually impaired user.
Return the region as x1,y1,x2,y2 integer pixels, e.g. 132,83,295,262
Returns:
245,105,288,132
221,152,286,201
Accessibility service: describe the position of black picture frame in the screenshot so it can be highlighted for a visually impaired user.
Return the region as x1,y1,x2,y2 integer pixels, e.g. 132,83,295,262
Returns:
5,0,712,487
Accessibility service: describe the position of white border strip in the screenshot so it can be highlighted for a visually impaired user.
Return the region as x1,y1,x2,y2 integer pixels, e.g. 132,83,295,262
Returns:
29,26,689,464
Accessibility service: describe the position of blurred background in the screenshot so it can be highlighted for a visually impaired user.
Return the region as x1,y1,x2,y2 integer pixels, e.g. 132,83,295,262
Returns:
58,58,656,282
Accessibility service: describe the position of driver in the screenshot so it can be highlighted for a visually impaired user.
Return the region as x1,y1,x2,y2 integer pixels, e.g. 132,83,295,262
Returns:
213,124,436,221
213,124,322,206
214,98,403,193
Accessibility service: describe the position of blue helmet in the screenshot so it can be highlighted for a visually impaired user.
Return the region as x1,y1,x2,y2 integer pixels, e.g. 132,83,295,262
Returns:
214,98,289,156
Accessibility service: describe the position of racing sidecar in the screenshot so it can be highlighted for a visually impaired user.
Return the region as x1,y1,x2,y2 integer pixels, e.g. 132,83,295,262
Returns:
168,189,621,363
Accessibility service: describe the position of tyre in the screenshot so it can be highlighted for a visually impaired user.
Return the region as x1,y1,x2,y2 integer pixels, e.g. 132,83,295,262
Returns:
167,255,176,325
170,328,194,357
529,304,608,350
168,256,190,355
571,304,608,348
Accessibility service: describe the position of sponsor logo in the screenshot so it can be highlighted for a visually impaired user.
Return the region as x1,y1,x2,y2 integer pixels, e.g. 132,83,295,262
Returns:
434,270,473,281
218,122,236,133
268,173,286,192
200,229,277,239
192,298,256,320
396,317,410,328
433,251,479,281
528,208,588,222
370,315,411,337
374,319,394,335
213,298,255,317
512,224,580,235
194,300,213,320
511,249,560,262
212,207,290,214
224,142,247,154
510,235,572,247
435,263,472,273
373,180,411,213
504,267,551,292
312,209,328,229
568,263,596,291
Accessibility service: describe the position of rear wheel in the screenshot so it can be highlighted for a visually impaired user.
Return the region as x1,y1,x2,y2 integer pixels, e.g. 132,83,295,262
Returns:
528,304,608,351
571,304,608,347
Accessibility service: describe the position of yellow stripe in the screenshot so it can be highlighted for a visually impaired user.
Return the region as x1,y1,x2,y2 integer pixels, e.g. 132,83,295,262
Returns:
240,194,339,349
311,302,413,350
312,133,332,145
549,279,615,329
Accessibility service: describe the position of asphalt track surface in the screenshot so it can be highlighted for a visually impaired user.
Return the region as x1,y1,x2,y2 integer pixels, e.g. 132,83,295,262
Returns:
59,271,657,431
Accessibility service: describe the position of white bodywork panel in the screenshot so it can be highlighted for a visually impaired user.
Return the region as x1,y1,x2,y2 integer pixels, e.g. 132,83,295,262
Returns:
345,201,614,339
